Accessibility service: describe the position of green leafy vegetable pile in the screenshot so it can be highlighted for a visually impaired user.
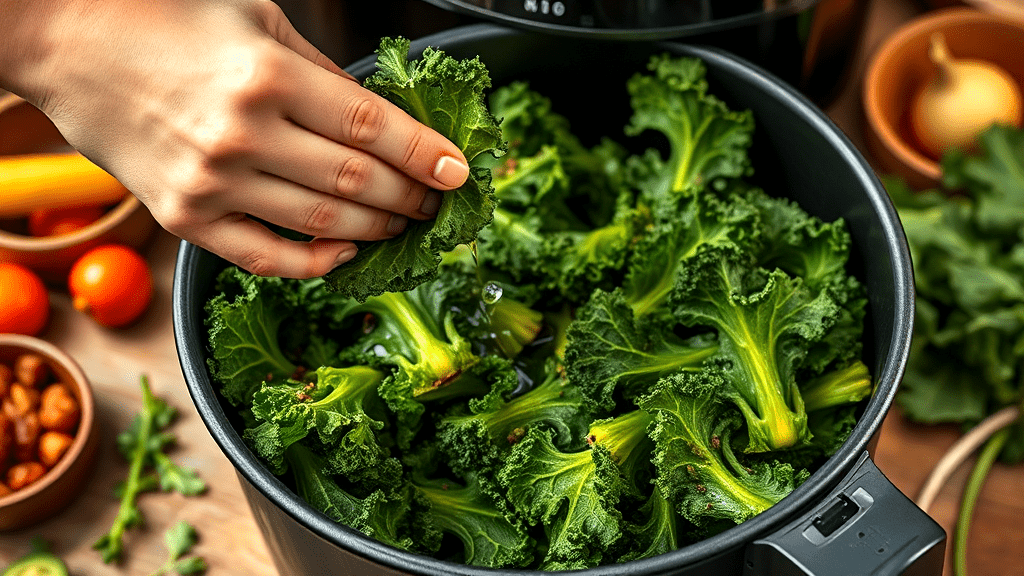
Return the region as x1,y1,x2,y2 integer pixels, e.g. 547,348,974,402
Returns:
885,123,1024,576
203,39,872,569
887,124,1024,461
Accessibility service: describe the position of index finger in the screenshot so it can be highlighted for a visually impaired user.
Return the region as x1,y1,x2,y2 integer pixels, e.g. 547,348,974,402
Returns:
282,57,470,191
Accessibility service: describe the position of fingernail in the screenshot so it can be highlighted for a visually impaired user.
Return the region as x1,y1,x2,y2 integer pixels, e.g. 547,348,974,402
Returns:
419,190,442,217
433,155,469,188
334,245,357,267
387,214,408,235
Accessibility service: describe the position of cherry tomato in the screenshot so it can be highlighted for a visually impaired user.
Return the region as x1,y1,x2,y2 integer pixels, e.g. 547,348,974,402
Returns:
27,206,106,237
68,244,153,328
0,263,50,336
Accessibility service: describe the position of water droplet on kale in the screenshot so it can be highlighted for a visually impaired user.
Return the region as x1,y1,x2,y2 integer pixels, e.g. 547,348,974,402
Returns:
481,282,503,305
372,344,388,357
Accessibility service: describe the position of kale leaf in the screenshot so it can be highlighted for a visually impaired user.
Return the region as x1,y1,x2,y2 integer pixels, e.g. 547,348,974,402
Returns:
324,37,506,301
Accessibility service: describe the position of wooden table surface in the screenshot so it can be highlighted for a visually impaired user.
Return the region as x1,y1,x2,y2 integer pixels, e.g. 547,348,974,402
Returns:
2,0,1022,575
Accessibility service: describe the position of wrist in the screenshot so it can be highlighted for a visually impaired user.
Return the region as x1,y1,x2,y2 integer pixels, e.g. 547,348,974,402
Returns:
0,0,88,108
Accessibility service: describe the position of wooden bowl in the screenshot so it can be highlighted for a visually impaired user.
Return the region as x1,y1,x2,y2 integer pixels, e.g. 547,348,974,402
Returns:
862,7,1024,189
0,93,157,283
0,334,100,531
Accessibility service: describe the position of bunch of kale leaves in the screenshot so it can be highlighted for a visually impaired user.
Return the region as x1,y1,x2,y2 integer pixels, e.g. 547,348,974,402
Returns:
203,38,872,570
888,125,1024,461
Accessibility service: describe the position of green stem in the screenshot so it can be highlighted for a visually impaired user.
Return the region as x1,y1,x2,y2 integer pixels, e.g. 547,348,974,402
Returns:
954,427,1010,576
103,382,156,562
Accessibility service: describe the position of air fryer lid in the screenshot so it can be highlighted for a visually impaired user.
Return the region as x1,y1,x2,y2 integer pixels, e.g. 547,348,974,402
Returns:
419,0,818,39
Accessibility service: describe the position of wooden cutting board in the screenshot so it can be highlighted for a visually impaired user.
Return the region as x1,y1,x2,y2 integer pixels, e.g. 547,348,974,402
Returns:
0,230,277,575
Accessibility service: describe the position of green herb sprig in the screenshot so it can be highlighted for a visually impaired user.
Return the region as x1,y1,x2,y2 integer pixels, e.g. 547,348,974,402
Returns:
93,376,207,564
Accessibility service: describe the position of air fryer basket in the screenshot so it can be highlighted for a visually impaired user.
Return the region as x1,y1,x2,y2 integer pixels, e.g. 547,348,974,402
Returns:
173,24,942,576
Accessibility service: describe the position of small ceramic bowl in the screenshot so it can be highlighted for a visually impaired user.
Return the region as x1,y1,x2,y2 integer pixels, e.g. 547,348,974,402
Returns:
862,7,1024,189
0,334,100,531
0,93,157,283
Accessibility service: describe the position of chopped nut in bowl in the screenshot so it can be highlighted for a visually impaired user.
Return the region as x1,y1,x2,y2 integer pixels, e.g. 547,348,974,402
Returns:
0,333,99,530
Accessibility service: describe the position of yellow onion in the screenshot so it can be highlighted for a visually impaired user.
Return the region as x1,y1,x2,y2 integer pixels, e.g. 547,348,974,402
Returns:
909,32,1023,160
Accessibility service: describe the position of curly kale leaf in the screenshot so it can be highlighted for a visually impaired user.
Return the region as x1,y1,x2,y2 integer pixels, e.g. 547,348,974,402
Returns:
671,244,841,451
480,203,646,306
324,37,506,301
488,81,576,160
285,444,417,551
411,475,534,568
565,289,718,412
478,81,638,303
943,124,1024,238
204,267,356,409
622,187,759,321
617,485,679,563
489,81,628,228
744,188,854,294
640,370,807,527
541,204,648,302
480,149,643,304
244,366,392,482
491,145,575,226
438,359,591,476
742,187,868,374
204,269,306,407
625,54,754,204
497,411,654,569
339,272,520,447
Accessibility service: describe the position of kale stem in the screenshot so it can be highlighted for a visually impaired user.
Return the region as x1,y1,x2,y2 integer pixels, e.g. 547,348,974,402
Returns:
953,426,1010,576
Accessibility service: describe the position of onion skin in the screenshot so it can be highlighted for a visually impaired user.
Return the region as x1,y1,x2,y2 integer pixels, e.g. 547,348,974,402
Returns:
909,32,1023,160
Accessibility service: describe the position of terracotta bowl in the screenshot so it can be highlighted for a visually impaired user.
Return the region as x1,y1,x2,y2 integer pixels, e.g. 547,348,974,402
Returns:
920,0,1024,10
862,7,1024,189
0,334,100,531
0,93,157,284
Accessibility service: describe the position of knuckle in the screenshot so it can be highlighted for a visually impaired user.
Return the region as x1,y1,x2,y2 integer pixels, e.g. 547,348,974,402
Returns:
181,95,257,163
400,127,426,170
237,246,277,277
395,178,423,214
223,44,287,111
302,198,338,233
401,176,423,203
334,156,371,198
341,96,386,143
302,242,333,278
194,125,256,164
369,210,394,238
154,207,194,236
171,162,223,207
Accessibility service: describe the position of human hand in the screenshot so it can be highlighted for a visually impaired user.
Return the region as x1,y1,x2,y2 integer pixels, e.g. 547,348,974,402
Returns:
0,0,469,278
